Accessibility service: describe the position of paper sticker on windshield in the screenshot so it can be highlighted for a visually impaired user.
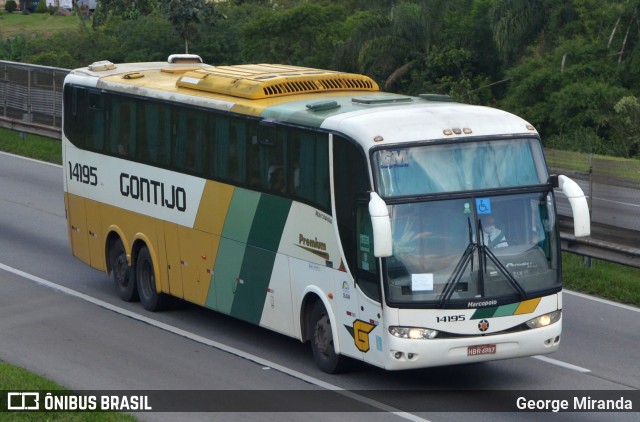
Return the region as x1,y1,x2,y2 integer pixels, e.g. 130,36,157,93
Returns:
476,198,492,214
411,273,434,291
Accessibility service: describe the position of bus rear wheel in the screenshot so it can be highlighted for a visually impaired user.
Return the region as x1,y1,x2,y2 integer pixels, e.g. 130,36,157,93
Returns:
309,301,349,374
135,246,170,312
110,239,138,302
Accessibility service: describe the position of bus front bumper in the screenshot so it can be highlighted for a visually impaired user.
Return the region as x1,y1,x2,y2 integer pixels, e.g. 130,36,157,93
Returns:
382,320,562,370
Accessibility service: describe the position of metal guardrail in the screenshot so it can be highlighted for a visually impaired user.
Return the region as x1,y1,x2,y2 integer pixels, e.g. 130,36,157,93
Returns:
1,61,639,267
0,61,67,139
559,217,640,268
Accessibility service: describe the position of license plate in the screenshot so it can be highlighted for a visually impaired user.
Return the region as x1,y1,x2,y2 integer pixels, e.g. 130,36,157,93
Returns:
467,344,496,356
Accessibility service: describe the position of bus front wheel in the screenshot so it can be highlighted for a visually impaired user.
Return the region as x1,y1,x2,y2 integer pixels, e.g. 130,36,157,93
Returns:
135,246,170,312
110,239,138,302
309,301,348,374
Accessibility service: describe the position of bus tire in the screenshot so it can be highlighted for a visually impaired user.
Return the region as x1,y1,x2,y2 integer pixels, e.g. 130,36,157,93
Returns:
110,239,138,302
309,300,349,374
135,246,170,312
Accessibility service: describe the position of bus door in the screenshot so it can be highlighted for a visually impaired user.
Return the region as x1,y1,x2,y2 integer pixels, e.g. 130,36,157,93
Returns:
351,203,385,367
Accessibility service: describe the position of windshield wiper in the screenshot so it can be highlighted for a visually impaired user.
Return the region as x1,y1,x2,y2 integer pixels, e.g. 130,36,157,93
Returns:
477,219,528,299
440,218,529,306
439,218,476,307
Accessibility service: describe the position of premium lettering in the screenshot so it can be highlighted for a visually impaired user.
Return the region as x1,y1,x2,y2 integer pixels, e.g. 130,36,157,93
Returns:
299,234,327,251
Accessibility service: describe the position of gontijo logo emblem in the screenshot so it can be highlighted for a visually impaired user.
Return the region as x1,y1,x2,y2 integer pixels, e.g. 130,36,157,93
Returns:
345,320,376,352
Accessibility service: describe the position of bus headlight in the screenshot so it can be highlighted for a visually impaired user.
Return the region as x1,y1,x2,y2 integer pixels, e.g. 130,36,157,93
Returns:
525,310,561,329
389,326,438,339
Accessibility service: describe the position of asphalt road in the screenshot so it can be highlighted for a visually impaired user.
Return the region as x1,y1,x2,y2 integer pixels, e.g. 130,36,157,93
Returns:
0,152,638,421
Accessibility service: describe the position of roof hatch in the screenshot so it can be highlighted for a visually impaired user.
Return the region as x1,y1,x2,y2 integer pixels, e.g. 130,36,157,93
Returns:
175,64,379,100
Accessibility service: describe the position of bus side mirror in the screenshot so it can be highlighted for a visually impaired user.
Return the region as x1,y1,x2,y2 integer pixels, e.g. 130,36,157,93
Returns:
557,175,591,237
369,192,393,257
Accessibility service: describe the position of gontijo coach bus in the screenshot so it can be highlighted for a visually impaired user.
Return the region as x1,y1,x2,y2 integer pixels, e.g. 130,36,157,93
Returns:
62,54,590,372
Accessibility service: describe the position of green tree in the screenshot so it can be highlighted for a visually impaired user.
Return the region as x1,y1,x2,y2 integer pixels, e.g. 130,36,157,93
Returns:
489,0,547,64
501,37,631,154
5,0,17,13
612,96,640,157
92,0,157,28
158,0,220,54
240,2,348,68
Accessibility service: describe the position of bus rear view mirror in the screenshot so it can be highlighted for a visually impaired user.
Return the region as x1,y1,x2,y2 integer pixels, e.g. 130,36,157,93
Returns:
369,192,393,257
557,175,591,237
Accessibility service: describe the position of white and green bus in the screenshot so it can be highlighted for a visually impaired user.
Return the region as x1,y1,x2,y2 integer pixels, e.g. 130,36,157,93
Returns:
62,55,590,372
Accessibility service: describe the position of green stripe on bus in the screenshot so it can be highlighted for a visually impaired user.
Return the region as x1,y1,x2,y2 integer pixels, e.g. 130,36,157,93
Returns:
207,238,246,314
493,302,520,317
222,188,261,243
471,307,497,319
246,194,292,253
471,302,526,319
229,194,292,323
231,245,277,324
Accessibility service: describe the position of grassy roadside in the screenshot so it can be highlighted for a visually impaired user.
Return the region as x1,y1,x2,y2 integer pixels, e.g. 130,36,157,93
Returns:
0,12,81,39
545,148,640,182
0,129,61,163
0,362,137,421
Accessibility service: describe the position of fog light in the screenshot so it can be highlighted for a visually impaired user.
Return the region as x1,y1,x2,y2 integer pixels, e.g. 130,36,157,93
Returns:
394,351,403,359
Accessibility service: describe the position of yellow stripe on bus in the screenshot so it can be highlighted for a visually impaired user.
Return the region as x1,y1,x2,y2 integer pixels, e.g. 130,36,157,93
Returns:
514,297,542,315
193,181,235,235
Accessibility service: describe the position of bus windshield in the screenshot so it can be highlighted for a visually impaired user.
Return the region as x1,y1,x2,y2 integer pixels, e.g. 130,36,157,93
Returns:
373,138,548,197
383,192,560,307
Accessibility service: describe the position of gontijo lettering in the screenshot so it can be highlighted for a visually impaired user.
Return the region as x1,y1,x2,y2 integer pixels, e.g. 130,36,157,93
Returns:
119,172,187,212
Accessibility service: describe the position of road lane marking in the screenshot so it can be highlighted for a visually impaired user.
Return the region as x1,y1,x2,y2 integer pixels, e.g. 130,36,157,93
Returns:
531,356,591,373
565,289,640,313
0,262,429,422
0,151,62,168
592,197,640,208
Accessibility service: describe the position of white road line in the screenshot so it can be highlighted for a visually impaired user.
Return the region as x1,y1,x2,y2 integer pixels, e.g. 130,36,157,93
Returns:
530,355,591,373
564,289,640,313
0,262,430,422
530,290,640,373
0,150,62,168
593,197,640,208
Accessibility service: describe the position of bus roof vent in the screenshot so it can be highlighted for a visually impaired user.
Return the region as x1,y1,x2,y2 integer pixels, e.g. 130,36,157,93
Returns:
168,54,203,64
175,64,379,99
420,93,452,102
352,95,413,105
88,60,116,72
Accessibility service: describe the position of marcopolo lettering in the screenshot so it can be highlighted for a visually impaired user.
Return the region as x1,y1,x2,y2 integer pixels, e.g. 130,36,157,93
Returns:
120,173,186,212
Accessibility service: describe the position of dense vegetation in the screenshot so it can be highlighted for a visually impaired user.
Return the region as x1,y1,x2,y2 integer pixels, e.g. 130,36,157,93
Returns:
3,0,640,159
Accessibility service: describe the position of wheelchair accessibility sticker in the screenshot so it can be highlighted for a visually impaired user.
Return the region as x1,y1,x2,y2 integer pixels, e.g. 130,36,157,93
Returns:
476,198,492,214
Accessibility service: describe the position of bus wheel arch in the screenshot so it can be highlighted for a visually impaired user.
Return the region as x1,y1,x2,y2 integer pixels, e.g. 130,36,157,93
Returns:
106,231,138,302
302,293,349,374
132,240,170,312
